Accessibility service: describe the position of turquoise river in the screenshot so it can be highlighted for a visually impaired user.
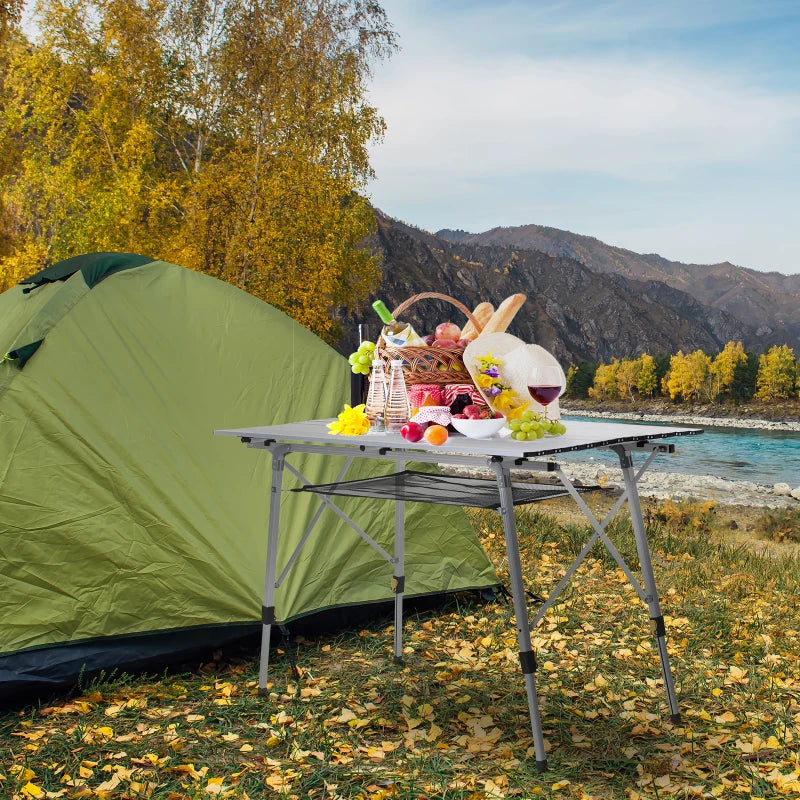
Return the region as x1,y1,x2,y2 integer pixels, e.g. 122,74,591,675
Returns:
562,415,800,486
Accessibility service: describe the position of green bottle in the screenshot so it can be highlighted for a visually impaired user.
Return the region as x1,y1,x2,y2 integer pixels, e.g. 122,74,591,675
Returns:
372,299,427,347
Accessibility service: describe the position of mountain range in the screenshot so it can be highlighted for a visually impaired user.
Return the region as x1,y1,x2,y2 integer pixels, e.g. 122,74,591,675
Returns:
338,210,797,364
438,224,800,353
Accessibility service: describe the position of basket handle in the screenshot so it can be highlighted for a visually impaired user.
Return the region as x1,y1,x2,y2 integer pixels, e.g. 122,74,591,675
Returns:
391,292,482,334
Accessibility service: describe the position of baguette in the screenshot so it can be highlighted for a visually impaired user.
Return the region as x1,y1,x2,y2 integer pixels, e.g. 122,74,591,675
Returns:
461,301,494,340
479,293,527,335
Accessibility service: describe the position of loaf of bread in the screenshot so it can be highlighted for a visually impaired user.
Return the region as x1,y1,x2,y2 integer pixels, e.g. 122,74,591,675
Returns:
479,294,527,335
461,301,494,340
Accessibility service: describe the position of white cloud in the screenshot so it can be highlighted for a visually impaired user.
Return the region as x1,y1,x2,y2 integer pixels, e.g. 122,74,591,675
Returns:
368,51,800,181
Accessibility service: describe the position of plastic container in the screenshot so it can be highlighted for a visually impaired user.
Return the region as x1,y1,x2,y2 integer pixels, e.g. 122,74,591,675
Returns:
386,359,411,432
365,360,388,432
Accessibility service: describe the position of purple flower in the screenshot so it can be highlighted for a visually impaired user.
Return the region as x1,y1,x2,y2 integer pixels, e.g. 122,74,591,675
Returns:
483,367,499,378
488,386,502,396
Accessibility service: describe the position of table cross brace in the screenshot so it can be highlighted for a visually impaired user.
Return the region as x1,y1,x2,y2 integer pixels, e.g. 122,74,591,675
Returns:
282,460,395,566
276,457,356,588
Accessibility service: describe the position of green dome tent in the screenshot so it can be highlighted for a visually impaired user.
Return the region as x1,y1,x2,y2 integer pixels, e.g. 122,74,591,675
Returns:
0,254,497,699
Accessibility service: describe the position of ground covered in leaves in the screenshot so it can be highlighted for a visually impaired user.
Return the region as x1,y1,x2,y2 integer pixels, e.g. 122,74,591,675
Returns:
2,501,799,799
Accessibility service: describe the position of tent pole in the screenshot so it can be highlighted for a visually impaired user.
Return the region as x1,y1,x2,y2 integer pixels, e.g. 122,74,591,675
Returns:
393,463,405,665
259,444,288,693
491,459,548,772
613,446,681,723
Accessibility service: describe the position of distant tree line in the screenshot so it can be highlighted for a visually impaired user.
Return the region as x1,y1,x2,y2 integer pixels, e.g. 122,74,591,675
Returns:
565,343,800,404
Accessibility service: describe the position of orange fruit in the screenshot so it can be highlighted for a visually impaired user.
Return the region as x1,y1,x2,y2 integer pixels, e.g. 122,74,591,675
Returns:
423,424,448,446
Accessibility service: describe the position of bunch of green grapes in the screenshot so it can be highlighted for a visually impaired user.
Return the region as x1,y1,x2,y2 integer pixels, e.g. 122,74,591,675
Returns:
348,340,376,374
507,409,567,440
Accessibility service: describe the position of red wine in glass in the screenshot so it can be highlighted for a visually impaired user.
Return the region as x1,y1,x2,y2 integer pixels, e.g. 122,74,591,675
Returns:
527,364,564,420
528,385,561,405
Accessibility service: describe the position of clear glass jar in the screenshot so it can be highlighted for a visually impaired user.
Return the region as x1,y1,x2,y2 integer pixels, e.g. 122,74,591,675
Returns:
385,359,411,432
365,360,388,432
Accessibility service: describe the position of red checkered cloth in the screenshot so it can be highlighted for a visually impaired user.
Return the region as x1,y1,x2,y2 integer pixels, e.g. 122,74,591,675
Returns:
443,383,485,406
407,384,444,407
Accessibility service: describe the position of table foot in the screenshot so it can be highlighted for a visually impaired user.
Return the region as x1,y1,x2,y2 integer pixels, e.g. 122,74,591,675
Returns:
535,760,548,772
393,656,405,666
671,713,682,724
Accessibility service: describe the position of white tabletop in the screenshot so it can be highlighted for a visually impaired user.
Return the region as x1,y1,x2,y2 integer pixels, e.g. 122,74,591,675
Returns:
215,419,702,458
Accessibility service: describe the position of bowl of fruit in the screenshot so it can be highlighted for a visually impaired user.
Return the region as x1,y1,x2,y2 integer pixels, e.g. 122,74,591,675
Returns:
450,405,506,439
507,409,567,441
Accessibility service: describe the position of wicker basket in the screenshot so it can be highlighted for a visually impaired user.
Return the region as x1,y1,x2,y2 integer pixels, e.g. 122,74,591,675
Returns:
376,292,483,386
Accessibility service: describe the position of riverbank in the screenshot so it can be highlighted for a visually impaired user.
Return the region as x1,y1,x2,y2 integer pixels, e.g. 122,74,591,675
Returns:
443,462,800,508
561,400,800,431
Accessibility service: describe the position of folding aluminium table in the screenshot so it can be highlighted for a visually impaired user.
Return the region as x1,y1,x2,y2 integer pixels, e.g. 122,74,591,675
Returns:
215,419,702,770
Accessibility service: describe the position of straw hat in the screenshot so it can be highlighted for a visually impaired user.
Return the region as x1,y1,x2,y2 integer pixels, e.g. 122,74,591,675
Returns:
463,334,566,419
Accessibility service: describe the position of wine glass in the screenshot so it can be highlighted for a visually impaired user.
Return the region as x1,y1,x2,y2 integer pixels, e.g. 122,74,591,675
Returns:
527,364,564,420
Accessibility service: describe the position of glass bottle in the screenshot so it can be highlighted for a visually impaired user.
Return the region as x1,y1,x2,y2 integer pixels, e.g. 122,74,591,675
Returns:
372,299,427,347
385,359,411,432
365,359,388,432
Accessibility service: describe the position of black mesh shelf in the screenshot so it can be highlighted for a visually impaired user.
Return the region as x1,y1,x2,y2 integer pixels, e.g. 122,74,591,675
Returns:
295,470,592,509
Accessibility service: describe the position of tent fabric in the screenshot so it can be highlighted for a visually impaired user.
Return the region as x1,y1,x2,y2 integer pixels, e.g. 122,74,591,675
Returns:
19,252,154,290
0,257,497,695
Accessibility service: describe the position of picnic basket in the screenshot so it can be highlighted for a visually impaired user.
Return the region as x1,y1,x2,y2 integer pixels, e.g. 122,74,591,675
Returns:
376,292,483,386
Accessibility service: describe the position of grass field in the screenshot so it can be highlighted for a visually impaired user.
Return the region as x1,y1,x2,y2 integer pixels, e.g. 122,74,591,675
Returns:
2,500,799,799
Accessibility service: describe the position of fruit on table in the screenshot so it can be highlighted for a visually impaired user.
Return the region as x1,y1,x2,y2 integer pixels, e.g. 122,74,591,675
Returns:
507,409,567,440
422,334,436,346
348,340,376,374
423,424,449,445
435,322,462,341
400,421,425,442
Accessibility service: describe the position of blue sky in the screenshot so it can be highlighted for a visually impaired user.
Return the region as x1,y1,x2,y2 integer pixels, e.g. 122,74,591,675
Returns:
366,1,800,273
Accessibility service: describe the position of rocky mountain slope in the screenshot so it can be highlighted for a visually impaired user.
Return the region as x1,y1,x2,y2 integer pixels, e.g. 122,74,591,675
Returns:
437,224,800,350
338,212,759,363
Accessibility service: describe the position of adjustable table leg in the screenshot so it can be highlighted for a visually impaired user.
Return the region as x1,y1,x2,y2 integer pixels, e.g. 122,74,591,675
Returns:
616,448,681,723
492,461,548,771
259,446,286,693
393,463,405,665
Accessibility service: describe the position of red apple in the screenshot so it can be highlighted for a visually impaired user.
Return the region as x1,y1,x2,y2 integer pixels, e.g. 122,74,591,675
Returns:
400,421,425,442
422,334,436,346
456,338,472,349
433,338,458,348
435,322,462,341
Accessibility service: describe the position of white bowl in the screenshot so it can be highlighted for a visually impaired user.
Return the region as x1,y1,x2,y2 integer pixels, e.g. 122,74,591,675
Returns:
450,416,506,439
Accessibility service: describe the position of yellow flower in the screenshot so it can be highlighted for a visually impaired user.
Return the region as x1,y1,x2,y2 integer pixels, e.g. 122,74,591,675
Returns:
475,352,502,368
504,402,531,420
493,390,520,411
327,403,370,436
475,373,496,389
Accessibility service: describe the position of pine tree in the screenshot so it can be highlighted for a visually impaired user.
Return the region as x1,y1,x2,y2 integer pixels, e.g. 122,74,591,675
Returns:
565,361,596,399
731,352,758,403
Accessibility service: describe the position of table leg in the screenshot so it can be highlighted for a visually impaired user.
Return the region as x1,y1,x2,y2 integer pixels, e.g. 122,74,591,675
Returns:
259,446,287,693
492,461,548,771
393,463,405,665
616,448,681,723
